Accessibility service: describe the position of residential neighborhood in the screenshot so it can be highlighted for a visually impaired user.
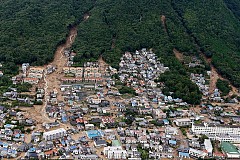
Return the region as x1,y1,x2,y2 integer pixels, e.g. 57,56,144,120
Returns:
0,48,240,159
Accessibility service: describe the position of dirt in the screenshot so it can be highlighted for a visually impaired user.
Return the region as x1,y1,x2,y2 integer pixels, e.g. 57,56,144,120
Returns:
204,56,239,97
45,26,77,100
23,13,95,132
98,56,108,74
173,48,184,62
209,65,219,95
22,25,79,126
161,15,167,33
37,27,77,125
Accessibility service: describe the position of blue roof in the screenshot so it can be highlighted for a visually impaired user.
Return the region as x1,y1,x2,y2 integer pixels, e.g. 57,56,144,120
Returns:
15,134,20,138
70,146,77,150
4,124,12,128
2,143,8,147
86,130,103,139
2,147,8,151
163,119,169,124
179,152,189,157
169,140,177,145
29,147,36,152
61,140,66,145
62,116,68,122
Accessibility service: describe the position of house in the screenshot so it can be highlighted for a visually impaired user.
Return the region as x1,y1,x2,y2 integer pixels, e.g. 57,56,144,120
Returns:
165,127,178,135
0,106,6,113
189,148,207,158
178,152,190,159
23,77,39,84
163,119,169,125
85,124,94,130
28,73,43,79
204,139,213,156
29,67,44,74
94,139,107,148
174,118,191,127
152,109,166,118
104,146,127,159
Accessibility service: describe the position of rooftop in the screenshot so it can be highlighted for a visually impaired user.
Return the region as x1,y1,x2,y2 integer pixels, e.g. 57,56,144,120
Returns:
221,142,239,154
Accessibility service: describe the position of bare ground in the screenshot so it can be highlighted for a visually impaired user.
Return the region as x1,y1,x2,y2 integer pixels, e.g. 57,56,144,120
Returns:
161,15,167,33
173,48,184,62
204,56,239,97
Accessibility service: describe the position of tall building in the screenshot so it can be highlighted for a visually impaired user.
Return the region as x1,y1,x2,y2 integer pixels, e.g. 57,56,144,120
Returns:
192,123,240,143
191,123,240,136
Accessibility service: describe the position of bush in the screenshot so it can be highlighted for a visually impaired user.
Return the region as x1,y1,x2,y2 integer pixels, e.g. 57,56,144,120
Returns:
216,79,231,96
119,86,136,95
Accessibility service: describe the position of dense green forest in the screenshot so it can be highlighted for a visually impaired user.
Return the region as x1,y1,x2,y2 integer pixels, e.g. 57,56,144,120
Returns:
216,79,231,96
171,0,240,87
1,0,240,104
0,0,95,66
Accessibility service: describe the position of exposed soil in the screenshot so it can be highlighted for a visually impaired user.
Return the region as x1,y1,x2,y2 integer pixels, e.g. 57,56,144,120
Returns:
173,48,184,62
209,65,219,95
201,55,239,97
161,15,167,33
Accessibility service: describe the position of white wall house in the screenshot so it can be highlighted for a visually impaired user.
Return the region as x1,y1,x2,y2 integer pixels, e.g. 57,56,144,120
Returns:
103,146,127,159
174,118,191,127
43,128,66,141
204,139,213,155
189,148,207,158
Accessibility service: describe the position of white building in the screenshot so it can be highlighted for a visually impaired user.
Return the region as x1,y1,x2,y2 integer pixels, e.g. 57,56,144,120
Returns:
204,139,213,155
208,135,240,143
165,127,178,135
174,118,191,127
189,148,207,158
43,128,66,141
191,123,240,136
103,146,127,159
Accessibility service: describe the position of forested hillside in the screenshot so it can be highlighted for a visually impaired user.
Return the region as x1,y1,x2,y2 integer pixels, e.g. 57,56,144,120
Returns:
72,0,195,68
0,0,95,66
1,0,240,103
171,0,240,87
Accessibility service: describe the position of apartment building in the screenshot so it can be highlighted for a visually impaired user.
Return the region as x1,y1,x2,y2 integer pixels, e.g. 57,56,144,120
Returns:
43,128,66,141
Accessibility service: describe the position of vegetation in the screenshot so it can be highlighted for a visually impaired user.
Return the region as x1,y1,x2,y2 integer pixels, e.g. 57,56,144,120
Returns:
14,83,32,92
179,127,187,136
216,79,231,96
0,0,95,71
137,144,149,160
198,134,209,143
119,86,136,95
172,0,240,88
1,0,240,101
150,120,163,127
156,71,202,104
